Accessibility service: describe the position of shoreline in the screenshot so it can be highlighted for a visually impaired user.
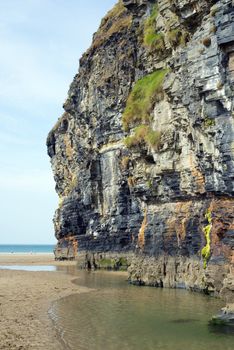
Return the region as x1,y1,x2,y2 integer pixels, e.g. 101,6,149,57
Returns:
0,253,77,266
0,254,90,349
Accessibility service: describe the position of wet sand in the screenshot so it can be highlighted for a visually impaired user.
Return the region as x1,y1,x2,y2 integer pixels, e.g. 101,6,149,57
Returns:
0,253,75,266
0,254,90,350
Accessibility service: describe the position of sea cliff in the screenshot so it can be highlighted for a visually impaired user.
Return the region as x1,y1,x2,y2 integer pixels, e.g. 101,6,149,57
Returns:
47,0,234,302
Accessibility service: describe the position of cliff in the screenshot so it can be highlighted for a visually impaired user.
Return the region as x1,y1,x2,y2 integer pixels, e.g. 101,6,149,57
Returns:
47,0,234,301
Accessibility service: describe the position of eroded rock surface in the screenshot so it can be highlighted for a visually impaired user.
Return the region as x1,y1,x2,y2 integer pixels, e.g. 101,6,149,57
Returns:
47,0,234,301
211,303,234,325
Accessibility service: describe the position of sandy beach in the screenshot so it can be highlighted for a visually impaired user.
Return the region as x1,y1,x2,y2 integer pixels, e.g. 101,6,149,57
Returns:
0,253,74,266
0,254,90,350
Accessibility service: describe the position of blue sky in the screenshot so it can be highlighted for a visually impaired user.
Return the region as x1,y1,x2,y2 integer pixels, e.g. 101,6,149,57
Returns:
0,0,116,244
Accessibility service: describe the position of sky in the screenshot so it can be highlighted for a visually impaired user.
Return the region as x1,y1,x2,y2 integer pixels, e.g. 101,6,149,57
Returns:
0,0,116,244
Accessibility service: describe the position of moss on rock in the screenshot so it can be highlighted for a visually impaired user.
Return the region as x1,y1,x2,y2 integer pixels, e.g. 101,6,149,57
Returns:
201,209,212,269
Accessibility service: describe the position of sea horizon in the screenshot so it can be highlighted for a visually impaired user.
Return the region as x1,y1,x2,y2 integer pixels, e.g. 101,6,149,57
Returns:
0,244,55,253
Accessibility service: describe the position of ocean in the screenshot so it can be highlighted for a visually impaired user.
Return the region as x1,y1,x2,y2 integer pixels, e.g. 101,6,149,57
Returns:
0,244,55,253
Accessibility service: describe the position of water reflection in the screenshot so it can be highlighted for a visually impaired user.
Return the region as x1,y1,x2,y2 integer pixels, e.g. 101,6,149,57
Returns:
0,265,56,271
50,269,234,350
208,323,234,336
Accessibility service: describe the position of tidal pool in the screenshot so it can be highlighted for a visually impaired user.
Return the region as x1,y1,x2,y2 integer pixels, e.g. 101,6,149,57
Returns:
50,269,233,350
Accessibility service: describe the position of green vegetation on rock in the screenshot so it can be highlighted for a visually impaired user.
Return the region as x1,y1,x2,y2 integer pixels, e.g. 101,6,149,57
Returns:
92,0,132,49
143,5,158,45
143,5,165,52
99,258,116,269
204,117,216,128
98,257,129,271
124,125,161,150
122,69,168,131
201,210,212,269
145,128,161,148
124,125,149,147
167,29,189,48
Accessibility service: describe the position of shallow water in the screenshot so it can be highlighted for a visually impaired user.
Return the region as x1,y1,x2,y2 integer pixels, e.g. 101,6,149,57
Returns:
0,265,56,271
49,269,233,350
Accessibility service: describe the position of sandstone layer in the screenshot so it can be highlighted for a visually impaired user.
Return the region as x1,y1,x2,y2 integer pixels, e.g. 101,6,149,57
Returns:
47,0,234,301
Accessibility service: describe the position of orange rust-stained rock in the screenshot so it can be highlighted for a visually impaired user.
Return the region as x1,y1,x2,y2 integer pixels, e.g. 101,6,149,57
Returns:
54,235,78,261
209,198,234,262
166,201,193,246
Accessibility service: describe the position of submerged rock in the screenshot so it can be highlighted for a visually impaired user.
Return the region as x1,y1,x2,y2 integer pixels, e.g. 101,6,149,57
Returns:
211,304,234,326
47,0,234,301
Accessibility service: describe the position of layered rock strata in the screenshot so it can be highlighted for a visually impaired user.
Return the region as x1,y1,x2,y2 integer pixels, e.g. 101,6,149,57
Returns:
47,0,234,301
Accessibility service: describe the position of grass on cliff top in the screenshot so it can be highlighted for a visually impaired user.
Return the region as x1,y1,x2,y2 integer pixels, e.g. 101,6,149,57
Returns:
92,0,132,49
107,0,125,19
122,69,168,131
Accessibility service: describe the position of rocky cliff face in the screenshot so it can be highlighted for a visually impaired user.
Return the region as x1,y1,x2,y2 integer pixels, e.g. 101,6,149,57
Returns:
47,0,234,301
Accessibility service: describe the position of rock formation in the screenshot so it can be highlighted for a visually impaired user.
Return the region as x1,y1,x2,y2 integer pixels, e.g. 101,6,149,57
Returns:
47,0,234,302
211,303,234,325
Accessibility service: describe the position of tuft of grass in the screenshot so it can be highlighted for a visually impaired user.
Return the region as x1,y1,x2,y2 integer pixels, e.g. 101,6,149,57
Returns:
124,125,149,147
92,1,132,49
151,33,165,52
143,5,158,45
124,125,161,150
122,69,168,131
204,118,215,128
107,0,126,18
107,15,132,38
143,5,165,53
167,29,180,48
145,129,161,149
167,29,189,48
